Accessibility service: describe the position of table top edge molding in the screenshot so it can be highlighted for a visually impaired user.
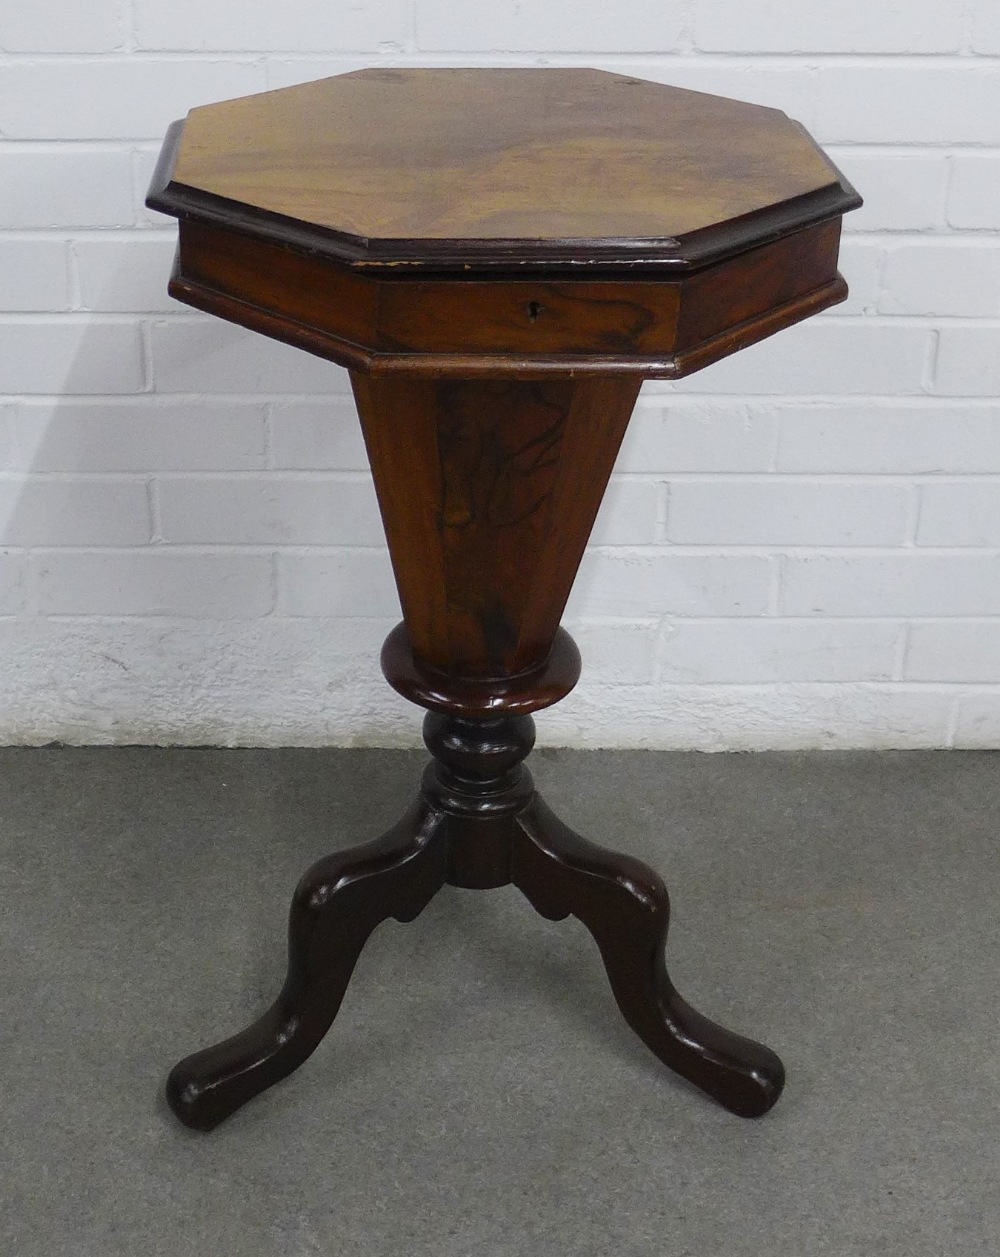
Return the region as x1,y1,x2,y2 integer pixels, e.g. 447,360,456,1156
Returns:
147,116,861,279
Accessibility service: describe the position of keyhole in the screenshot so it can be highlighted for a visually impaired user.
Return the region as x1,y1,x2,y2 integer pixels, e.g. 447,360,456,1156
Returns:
527,300,543,322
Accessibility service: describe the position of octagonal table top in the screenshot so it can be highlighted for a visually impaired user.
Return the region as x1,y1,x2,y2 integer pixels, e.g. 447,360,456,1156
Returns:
149,67,859,275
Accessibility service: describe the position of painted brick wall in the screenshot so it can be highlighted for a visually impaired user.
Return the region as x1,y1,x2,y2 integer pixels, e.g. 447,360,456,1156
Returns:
2,1,999,749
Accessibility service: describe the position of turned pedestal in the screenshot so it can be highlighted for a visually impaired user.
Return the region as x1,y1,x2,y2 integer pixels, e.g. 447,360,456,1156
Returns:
148,67,861,1131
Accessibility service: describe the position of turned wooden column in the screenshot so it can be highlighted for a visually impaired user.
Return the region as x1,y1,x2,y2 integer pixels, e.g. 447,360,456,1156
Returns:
148,67,861,1131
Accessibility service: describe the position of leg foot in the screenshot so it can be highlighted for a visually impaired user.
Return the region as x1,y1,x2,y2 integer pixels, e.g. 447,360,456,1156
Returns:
512,796,784,1118
166,800,447,1131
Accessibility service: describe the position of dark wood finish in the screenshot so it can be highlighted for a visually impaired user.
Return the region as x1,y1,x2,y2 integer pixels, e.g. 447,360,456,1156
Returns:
166,798,448,1132
380,623,582,717
150,67,863,1131
512,793,784,1118
166,213,846,378
167,713,781,1131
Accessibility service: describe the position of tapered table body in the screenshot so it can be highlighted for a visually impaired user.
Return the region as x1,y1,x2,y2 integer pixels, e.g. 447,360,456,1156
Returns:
148,67,860,1130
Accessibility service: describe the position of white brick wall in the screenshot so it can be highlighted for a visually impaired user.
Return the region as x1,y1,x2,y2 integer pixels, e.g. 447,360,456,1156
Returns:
688,0,960,54
949,155,1000,228
2,2,1000,750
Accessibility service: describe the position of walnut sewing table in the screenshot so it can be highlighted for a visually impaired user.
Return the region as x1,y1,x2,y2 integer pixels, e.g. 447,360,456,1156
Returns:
148,67,860,1131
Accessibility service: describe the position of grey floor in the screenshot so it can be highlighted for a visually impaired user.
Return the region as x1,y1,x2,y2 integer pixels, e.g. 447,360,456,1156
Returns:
1,745,997,1256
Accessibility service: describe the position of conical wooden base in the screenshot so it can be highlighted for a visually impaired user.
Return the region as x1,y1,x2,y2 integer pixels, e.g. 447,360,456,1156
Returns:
351,372,642,687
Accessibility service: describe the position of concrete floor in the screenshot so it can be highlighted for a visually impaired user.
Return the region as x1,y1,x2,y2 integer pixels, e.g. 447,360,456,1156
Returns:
0,745,997,1255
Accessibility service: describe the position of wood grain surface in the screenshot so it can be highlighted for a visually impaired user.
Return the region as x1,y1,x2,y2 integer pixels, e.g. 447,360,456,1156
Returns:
152,68,860,272
352,371,642,680
169,215,845,377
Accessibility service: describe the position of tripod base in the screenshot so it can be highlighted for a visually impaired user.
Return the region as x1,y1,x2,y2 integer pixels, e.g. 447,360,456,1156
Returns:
166,714,784,1131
